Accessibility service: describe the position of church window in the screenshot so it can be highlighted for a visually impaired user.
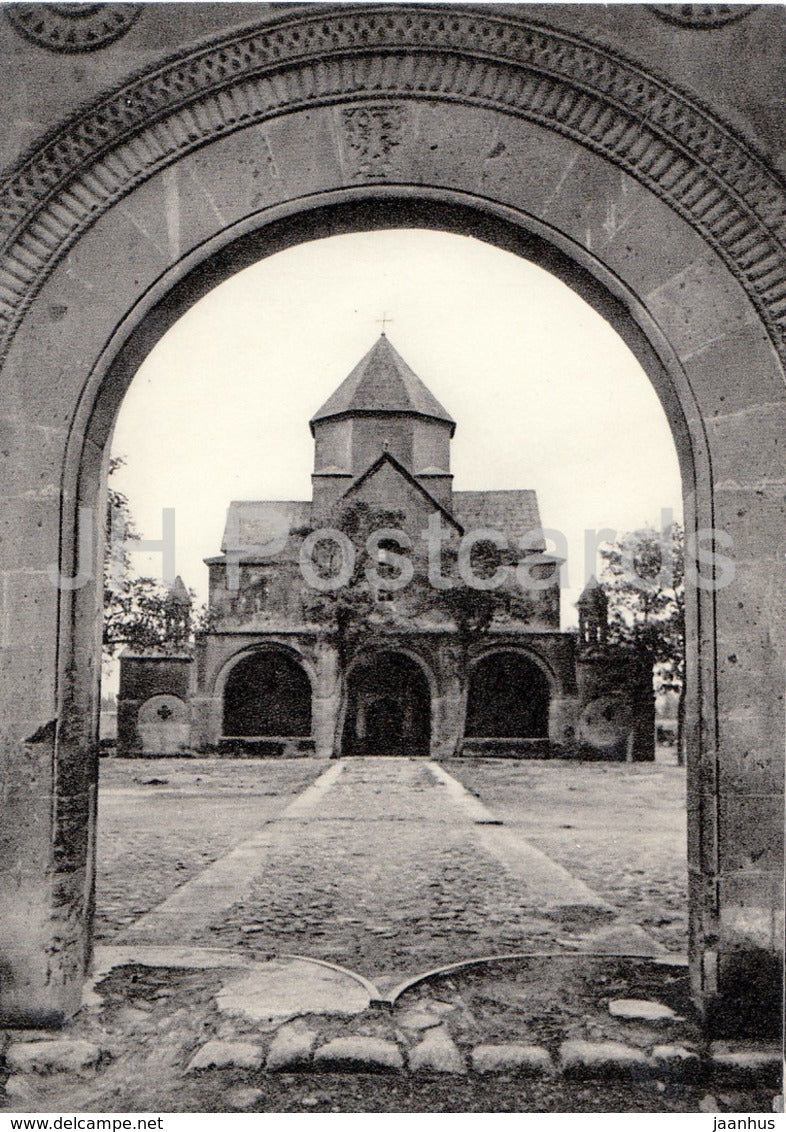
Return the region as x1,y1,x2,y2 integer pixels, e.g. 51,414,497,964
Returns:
240,577,267,614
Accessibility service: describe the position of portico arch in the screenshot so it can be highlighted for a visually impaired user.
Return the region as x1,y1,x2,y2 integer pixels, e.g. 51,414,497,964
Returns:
212,641,317,702
222,649,312,741
341,648,434,757
466,650,551,740
0,6,782,1034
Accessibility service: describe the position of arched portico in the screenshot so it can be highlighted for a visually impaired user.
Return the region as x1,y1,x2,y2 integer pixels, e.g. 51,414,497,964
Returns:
189,640,320,754
466,650,551,741
341,649,433,757
211,641,318,702
222,648,312,742
0,5,782,1034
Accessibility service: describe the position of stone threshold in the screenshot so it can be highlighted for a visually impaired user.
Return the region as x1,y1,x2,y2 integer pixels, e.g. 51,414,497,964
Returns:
2,946,780,1101
2,1031,781,1088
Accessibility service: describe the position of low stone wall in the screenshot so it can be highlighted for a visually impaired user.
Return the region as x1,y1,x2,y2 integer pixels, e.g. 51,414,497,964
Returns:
216,738,317,758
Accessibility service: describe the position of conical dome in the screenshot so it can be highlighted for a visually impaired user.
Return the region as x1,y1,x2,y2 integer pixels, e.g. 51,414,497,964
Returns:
577,575,608,609
166,575,191,607
310,334,455,435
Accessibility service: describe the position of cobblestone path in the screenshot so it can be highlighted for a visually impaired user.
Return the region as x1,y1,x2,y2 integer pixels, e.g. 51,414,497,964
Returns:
446,759,688,954
114,759,661,983
96,759,324,940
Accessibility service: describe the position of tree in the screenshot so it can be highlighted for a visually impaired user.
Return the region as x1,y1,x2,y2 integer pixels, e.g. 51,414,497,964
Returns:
299,501,410,667
301,502,536,654
103,457,197,658
417,541,537,640
598,522,686,761
300,501,536,753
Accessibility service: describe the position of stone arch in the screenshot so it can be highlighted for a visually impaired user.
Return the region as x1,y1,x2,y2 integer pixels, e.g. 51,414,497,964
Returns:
465,649,551,742
343,642,440,707
469,642,560,694
211,641,317,702
1,7,784,359
0,7,781,1032
221,648,312,740
341,647,433,757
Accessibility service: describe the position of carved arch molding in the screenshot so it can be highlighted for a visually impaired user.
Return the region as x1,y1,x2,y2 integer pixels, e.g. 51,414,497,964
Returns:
1,4,785,366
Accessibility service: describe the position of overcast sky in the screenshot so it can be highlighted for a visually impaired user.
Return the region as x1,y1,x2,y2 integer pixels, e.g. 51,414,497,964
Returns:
110,228,682,629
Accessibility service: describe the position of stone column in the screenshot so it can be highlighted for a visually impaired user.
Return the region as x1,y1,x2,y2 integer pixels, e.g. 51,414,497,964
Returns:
189,695,222,751
432,641,464,758
434,680,463,759
116,698,141,756
0,447,102,1026
312,642,340,758
548,695,579,749
693,476,785,1036
630,687,655,763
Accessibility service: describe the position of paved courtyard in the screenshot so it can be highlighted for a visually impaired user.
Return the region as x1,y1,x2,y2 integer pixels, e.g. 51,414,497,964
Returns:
4,759,778,1115
97,756,688,978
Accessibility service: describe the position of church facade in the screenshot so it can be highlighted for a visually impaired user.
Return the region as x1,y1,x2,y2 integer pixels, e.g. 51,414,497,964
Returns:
118,335,653,761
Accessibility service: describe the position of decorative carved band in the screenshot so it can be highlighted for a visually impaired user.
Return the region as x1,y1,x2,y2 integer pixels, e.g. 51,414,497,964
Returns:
0,5,784,363
5,4,140,54
647,5,757,30
341,105,406,180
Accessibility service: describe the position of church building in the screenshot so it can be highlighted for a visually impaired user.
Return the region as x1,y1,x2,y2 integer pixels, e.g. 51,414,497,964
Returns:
118,334,653,761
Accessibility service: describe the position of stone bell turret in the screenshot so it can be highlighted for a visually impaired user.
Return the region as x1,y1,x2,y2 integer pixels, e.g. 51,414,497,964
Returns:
576,575,608,649
163,574,192,646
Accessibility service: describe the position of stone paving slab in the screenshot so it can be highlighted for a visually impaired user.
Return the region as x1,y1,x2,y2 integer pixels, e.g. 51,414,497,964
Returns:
427,762,617,914
265,1022,318,1071
470,825,616,914
408,1028,467,1074
185,1040,264,1073
313,1036,404,1072
5,1040,103,1074
472,1043,554,1076
609,998,681,1021
215,958,372,1024
121,763,344,943
651,1044,702,1081
710,1048,784,1088
560,1039,653,1079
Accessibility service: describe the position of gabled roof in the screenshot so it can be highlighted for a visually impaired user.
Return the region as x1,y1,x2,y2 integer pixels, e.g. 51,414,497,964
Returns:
310,334,455,435
221,500,310,553
451,490,544,551
341,450,463,531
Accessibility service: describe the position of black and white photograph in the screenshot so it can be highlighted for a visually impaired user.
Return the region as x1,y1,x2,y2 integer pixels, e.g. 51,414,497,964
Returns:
0,0,783,1120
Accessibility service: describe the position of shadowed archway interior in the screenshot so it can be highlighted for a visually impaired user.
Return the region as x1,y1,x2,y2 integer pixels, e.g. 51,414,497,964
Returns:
466,653,550,740
343,651,431,756
222,651,312,739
